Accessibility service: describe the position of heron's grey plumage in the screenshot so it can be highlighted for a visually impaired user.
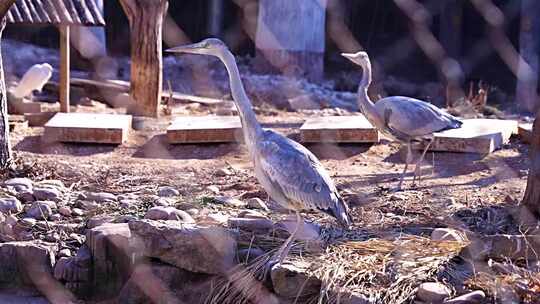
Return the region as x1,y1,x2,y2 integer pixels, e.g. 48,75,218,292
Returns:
167,39,352,264
342,51,462,189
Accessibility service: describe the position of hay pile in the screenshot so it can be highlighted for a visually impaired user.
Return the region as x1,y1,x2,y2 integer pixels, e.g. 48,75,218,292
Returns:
206,228,468,304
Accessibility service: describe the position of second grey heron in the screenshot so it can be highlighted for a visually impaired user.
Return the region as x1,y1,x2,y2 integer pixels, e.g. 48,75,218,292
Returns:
168,39,352,265
342,51,463,190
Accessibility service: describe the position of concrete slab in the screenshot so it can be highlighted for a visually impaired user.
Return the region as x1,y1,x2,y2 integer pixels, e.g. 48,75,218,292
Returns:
425,119,518,154
299,115,379,143
518,123,533,143
44,113,132,144
167,116,242,144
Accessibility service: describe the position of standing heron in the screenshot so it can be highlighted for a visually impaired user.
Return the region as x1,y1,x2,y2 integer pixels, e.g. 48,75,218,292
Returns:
342,51,463,190
167,39,352,264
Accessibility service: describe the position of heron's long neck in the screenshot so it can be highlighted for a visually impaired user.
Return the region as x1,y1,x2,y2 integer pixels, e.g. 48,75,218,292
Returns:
219,51,263,150
357,62,385,129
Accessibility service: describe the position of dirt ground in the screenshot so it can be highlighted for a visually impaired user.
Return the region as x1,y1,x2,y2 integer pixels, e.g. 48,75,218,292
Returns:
6,101,530,237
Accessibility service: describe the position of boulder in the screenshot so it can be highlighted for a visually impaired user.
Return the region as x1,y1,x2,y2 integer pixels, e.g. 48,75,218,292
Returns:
0,241,76,303
129,220,236,274
4,178,33,191
26,201,53,220
53,245,92,297
270,261,321,298
0,197,22,214
416,282,451,303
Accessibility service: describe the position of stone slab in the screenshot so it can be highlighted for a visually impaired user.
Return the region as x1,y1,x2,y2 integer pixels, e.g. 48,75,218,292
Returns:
425,119,518,154
299,115,380,143
518,123,533,143
167,116,242,144
44,113,132,144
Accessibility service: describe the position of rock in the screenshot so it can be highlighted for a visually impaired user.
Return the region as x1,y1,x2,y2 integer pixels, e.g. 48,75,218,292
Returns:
205,212,229,224
79,201,99,211
58,206,72,217
49,214,62,221
213,196,245,207
4,177,33,191
86,223,133,297
390,193,407,201
206,185,220,194
431,228,467,243
72,208,85,216
238,209,268,219
20,217,37,227
0,241,77,303
33,188,61,202
39,200,57,210
153,198,172,207
276,217,321,241
129,219,236,274
26,201,53,220
228,217,274,233
444,291,485,304
0,196,23,213
86,192,117,203
53,245,92,297
119,199,137,209
118,261,216,304
237,247,265,263
416,282,451,303
246,197,269,211
144,206,195,223
37,179,65,189
271,261,321,298
114,215,138,223
87,215,115,229
185,208,199,216
17,190,35,203
158,186,180,197
5,214,18,226
215,168,232,176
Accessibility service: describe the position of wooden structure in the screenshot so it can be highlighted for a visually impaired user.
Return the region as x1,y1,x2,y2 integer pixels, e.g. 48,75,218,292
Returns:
519,123,533,143
44,113,132,144
119,0,168,117
300,115,379,143
167,116,242,144
421,119,518,154
6,0,105,114
255,0,327,82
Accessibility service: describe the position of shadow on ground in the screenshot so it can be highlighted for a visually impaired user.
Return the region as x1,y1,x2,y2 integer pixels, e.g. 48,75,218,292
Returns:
14,136,117,156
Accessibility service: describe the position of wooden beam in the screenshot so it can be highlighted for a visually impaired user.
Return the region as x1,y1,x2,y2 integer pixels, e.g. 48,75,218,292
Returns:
59,25,70,113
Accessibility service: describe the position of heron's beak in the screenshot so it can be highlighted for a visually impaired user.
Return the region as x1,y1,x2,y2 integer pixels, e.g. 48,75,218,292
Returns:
341,53,356,61
166,42,205,54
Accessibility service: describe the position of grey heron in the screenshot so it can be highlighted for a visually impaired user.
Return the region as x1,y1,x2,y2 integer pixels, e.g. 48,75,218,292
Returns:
342,51,463,190
168,39,352,265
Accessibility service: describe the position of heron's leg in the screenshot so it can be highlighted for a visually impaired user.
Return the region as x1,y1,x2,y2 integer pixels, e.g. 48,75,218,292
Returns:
413,138,434,185
396,143,412,191
270,211,302,265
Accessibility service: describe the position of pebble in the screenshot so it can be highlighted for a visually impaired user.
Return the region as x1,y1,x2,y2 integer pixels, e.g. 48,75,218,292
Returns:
157,186,180,197
33,187,62,202
237,209,268,219
416,282,451,303
26,201,53,220
390,193,407,201
49,214,62,221
4,178,33,191
119,199,137,209
86,192,117,203
153,198,172,207
185,208,199,216
246,198,269,211
144,206,195,223
79,201,99,211
444,291,485,304
206,185,220,194
206,212,229,224
58,206,72,217
215,168,232,176
0,196,23,213
213,196,245,207
72,208,85,216
21,217,37,227
87,215,115,229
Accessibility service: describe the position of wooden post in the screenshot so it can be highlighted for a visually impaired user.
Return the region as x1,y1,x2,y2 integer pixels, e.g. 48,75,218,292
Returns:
119,0,168,118
208,0,223,37
516,0,540,112
59,25,70,113
520,110,540,222
0,0,17,168
439,0,464,107
255,0,327,82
